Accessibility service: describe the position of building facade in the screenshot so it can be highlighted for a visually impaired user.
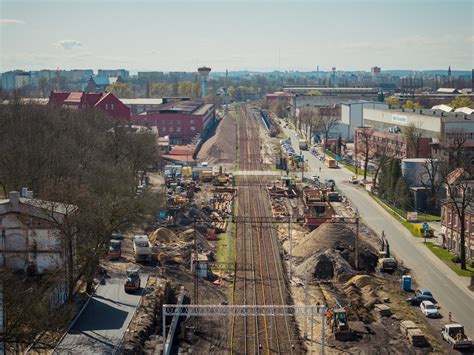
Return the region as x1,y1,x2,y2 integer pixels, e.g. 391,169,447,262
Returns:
98,69,129,79
341,100,389,140
0,191,77,274
354,127,432,159
131,100,215,144
363,108,474,142
441,203,474,261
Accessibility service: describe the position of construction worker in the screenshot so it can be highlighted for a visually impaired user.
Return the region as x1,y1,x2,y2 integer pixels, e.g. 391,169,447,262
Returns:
325,308,333,325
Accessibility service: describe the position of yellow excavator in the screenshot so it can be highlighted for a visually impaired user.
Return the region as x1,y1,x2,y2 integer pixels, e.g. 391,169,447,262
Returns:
378,231,398,272
330,299,354,341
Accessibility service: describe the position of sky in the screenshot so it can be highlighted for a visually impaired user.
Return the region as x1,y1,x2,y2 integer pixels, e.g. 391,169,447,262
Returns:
1,0,473,72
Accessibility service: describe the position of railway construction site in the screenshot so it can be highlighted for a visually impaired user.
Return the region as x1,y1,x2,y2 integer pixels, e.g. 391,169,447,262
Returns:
109,103,460,354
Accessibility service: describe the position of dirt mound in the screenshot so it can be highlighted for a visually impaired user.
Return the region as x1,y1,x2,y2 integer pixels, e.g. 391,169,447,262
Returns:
295,249,355,280
342,275,382,323
149,227,176,244
292,223,378,281
292,223,355,259
197,115,236,164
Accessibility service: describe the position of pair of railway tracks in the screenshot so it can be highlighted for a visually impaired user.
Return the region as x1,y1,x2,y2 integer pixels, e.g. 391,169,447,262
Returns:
229,105,300,354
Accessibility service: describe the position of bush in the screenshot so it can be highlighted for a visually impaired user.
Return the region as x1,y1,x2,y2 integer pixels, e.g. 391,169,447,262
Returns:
451,256,461,263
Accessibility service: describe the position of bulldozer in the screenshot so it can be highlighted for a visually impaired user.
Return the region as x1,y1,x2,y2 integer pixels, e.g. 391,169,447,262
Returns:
330,299,355,341
378,231,398,272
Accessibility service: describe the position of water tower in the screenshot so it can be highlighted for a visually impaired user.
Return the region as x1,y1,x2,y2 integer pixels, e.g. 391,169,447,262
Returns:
198,66,211,98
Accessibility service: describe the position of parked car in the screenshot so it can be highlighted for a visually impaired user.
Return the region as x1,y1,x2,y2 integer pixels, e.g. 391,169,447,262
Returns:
407,288,435,306
420,300,440,318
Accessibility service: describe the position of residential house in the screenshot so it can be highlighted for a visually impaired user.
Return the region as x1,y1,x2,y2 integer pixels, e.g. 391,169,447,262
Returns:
48,91,130,120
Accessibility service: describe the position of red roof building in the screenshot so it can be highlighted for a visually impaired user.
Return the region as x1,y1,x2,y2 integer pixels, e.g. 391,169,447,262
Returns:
130,100,215,144
48,91,130,120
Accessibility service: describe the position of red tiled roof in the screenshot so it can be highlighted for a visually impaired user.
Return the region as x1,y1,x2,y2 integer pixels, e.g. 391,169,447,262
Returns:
169,145,195,156
161,154,195,163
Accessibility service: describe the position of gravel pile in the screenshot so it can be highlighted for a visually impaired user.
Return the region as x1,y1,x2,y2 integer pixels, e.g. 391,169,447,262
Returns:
197,114,237,164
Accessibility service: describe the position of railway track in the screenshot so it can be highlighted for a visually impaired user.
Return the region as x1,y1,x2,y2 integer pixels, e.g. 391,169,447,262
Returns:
229,105,303,354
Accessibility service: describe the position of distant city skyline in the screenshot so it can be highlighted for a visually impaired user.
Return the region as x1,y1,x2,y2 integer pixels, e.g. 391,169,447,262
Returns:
1,0,472,72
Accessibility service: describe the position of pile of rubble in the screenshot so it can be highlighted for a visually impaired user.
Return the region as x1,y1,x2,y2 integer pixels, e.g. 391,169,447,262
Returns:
149,227,211,265
121,277,170,354
208,192,234,233
293,223,378,281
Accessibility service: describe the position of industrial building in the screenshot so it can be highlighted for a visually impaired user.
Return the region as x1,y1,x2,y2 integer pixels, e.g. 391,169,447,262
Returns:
48,91,131,119
341,100,389,140
363,107,474,142
131,99,215,144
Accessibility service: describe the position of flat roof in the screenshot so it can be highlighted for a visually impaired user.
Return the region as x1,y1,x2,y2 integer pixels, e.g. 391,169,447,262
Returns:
366,107,474,121
193,103,214,115
120,98,163,105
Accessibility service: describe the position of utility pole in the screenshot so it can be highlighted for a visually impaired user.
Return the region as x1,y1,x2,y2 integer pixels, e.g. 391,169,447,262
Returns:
355,208,360,270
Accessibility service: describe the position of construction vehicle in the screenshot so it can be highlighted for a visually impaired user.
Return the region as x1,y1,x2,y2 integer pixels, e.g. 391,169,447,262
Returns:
378,232,398,272
108,239,122,260
214,174,228,186
124,269,141,293
133,235,152,262
330,299,354,341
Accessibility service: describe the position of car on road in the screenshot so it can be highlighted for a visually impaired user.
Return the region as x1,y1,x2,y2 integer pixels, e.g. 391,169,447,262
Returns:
407,288,435,306
420,300,440,318
325,178,336,187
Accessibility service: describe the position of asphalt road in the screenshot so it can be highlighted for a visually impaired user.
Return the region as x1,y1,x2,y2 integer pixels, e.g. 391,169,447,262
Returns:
281,124,474,338
55,273,147,354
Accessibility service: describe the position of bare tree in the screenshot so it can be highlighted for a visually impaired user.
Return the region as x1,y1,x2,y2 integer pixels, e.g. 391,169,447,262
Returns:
440,130,473,270
356,127,375,181
298,107,319,143
316,115,340,151
404,122,423,158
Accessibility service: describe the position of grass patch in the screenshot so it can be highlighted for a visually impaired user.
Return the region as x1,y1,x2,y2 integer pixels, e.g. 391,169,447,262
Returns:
370,193,423,237
425,242,474,277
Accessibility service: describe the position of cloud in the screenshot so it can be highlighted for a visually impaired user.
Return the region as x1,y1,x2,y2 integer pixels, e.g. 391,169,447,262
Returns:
0,18,26,25
56,39,83,50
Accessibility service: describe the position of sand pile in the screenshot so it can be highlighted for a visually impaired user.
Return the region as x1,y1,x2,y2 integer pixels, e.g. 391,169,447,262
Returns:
293,223,378,281
197,115,237,164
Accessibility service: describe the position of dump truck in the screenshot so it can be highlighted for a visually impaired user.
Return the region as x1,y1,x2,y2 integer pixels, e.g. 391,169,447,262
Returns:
133,235,152,262
442,324,472,350
124,269,141,293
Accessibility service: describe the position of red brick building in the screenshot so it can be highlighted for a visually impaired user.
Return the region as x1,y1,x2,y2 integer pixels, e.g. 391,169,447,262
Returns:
440,168,474,261
131,100,215,144
48,91,130,120
354,128,432,159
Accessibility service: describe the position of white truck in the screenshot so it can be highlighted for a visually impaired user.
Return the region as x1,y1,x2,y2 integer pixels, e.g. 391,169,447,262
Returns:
298,139,308,150
441,324,472,350
133,235,153,262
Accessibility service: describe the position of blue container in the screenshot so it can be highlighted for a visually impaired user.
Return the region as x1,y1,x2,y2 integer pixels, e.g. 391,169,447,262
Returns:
402,275,412,291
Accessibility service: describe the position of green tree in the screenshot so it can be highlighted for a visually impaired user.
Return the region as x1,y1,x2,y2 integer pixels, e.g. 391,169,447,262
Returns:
385,95,400,109
227,85,236,98
402,100,423,109
106,82,133,98
393,177,411,210
150,82,172,97
448,96,474,109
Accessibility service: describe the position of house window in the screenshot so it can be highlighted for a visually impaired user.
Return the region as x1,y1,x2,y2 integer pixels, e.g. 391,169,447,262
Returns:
105,104,109,110
111,104,114,110
190,126,196,132
190,119,196,124
169,127,174,132
162,127,166,132
176,127,181,132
